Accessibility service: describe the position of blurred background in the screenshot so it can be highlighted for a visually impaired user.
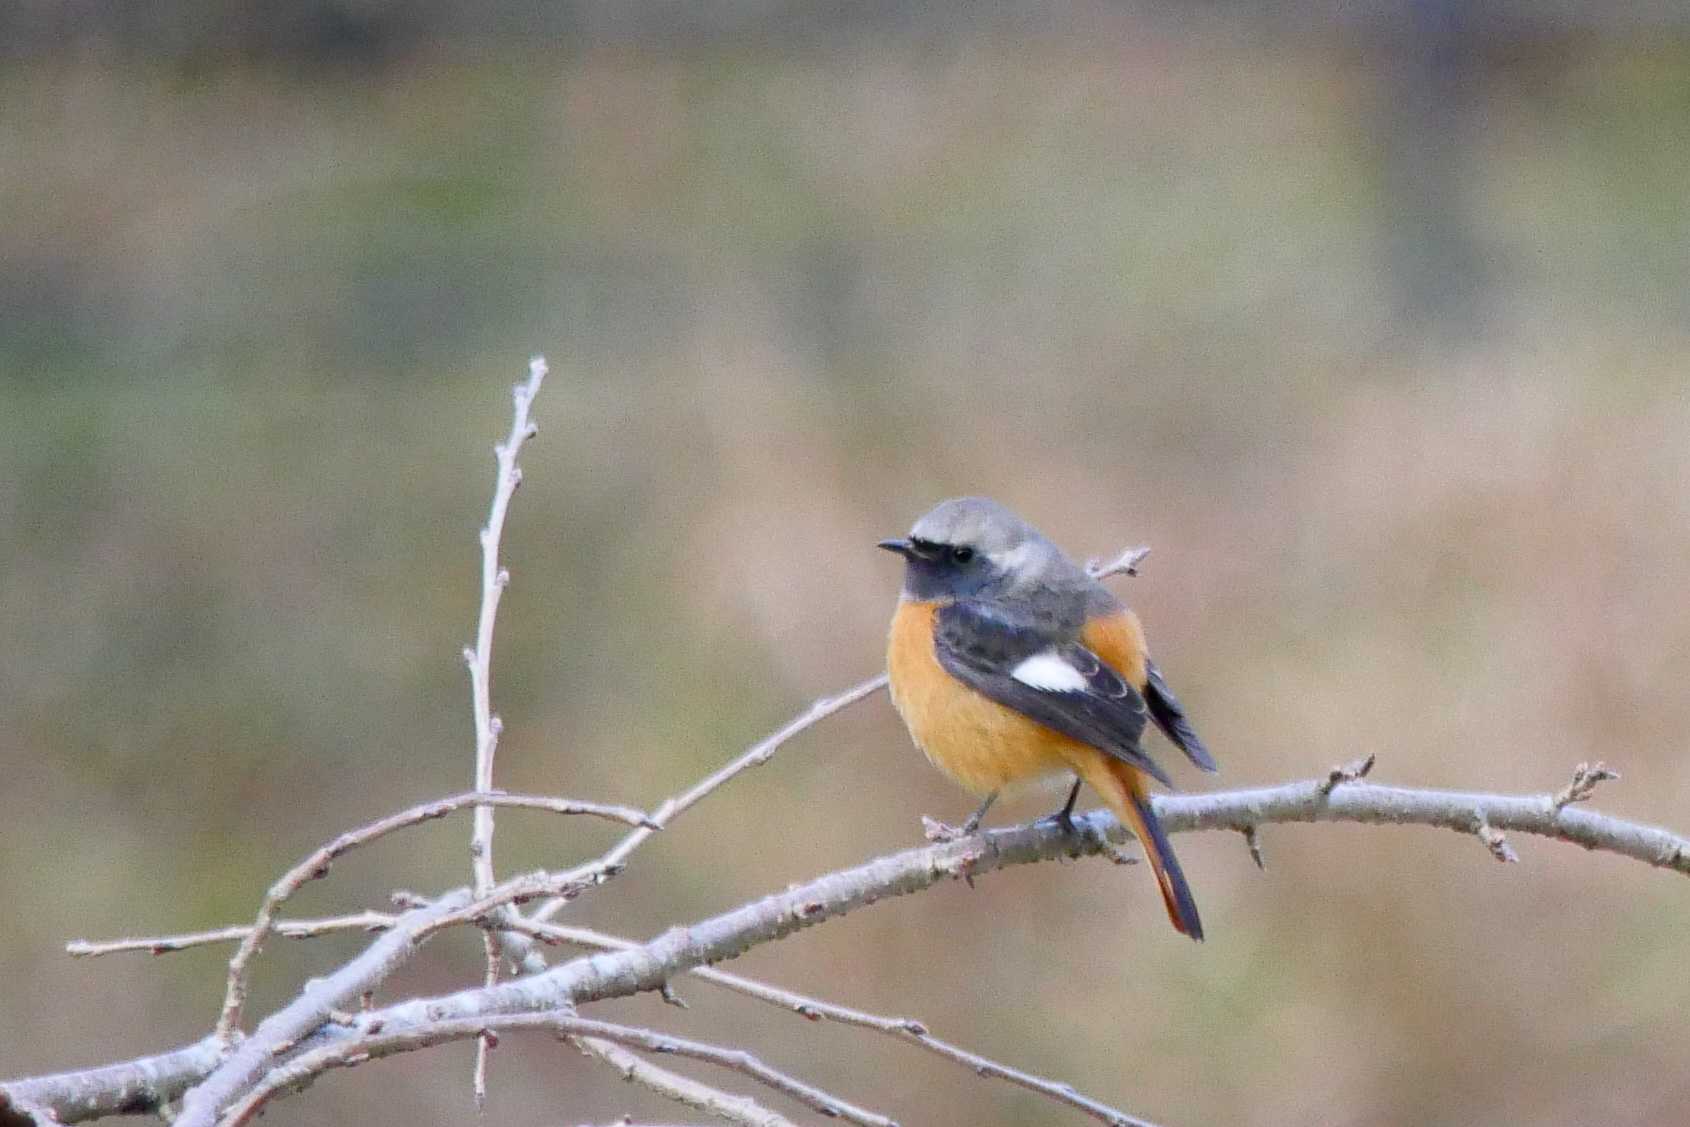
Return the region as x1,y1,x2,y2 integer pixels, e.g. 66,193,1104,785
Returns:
4,3,1690,1124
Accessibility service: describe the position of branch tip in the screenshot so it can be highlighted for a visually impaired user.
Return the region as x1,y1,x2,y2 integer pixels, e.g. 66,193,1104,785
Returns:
1241,825,1266,870
1103,843,1141,866
1553,761,1620,811
1084,544,1152,581
1320,753,1376,795
1476,819,1519,864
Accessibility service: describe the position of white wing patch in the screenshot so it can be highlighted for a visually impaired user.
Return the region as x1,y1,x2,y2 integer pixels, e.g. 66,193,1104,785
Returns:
1010,651,1089,693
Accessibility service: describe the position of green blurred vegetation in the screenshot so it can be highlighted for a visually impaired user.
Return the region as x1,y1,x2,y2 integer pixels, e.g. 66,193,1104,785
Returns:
3,14,1690,1126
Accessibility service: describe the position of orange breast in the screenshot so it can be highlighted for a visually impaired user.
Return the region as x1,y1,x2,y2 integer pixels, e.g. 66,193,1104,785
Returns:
886,600,1083,795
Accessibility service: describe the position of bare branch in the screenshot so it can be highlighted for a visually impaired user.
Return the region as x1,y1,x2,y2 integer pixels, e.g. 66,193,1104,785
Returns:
467,354,549,890
465,354,548,1102
576,1039,798,1127
17,771,1690,1124
80,910,1158,1125
531,922,1158,1127
211,790,646,1041
570,1019,896,1127
216,1014,895,1127
0,1040,223,1122
323,777,1690,1036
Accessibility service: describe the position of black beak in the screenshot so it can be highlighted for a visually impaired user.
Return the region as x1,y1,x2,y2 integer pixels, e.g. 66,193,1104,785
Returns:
878,537,915,559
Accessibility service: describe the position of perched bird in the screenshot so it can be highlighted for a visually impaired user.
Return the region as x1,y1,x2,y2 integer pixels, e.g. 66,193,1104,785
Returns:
881,497,1216,939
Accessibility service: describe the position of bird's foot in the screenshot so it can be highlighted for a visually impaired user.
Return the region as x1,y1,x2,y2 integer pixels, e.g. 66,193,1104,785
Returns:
1036,809,1080,836
921,815,974,843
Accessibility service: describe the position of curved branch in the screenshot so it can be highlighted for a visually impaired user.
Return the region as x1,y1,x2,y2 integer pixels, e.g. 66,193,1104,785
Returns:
12,770,1687,1123
574,1037,799,1127
530,921,1157,1127
218,1014,896,1127
213,790,648,1041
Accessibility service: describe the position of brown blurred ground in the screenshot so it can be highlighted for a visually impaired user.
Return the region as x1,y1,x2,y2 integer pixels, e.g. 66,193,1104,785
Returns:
3,8,1690,1126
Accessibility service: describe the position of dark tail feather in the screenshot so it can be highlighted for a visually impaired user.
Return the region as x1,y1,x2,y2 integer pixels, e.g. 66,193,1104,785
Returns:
1144,661,1217,772
1121,782,1204,941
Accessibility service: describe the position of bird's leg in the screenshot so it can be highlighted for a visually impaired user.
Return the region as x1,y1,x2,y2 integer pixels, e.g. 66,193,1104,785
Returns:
961,791,998,833
1038,777,1084,835
921,791,998,843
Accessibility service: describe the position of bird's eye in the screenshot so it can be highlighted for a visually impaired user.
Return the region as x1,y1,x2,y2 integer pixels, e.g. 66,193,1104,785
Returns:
951,545,974,563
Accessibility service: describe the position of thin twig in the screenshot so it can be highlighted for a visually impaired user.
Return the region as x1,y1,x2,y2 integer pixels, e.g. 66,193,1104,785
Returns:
1318,753,1376,796
474,930,499,1106
423,867,613,934
67,906,573,963
330,775,1690,1038
465,354,548,1104
529,922,1158,1127
1085,544,1151,580
526,673,889,929
1475,817,1519,863
1553,760,1620,811
1240,826,1266,871
576,1039,797,1127
68,912,396,958
211,789,645,1041
216,1014,894,1127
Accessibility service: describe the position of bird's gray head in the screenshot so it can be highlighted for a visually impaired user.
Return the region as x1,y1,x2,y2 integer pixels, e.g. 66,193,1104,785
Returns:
878,497,1077,601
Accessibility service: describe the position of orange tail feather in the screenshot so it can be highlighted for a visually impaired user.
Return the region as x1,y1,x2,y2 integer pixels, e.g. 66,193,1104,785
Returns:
1079,756,1204,941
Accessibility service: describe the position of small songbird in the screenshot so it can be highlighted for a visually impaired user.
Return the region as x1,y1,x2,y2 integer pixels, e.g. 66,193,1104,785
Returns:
881,497,1217,940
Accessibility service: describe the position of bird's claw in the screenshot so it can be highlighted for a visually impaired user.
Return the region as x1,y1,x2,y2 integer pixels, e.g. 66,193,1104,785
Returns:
922,815,973,843
1036,809,1080,836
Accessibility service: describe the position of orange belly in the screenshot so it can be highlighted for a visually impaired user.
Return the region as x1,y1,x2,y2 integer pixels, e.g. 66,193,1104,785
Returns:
887,600,1090,795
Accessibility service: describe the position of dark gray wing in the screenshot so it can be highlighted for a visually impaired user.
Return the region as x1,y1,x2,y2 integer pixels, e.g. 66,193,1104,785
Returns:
1144,660,1217,772
933,600,1171,787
